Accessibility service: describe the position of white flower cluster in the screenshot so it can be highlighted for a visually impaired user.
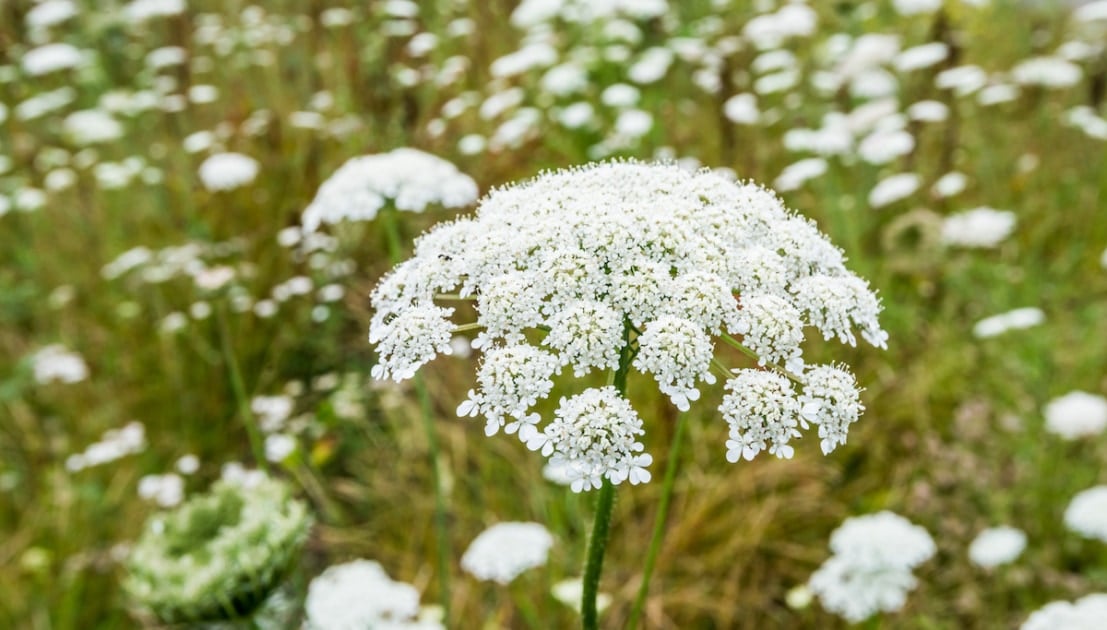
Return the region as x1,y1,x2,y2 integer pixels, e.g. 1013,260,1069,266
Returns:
29,343,89,384
809,511,936,623
1044,391,1107,440
1021,594,1107,630
198,152,259,192
527,387,653,492
1064,485,1107,542
304,559,443,630
369,162,886,489
973,307,1044,339
968,526,1026,569
65,420,146,471
461,522,555,584
302,148,478,232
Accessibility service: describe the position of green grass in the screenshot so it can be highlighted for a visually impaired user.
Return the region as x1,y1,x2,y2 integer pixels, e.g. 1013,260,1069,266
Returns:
2,0,1107,628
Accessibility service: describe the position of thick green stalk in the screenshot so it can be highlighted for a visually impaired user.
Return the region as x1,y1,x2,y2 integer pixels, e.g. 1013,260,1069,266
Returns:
581,325,634,629
379,207,452,624
626,411,689,630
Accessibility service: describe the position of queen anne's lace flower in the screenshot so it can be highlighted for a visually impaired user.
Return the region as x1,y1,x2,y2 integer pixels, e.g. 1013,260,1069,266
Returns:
526,387,652,492
800,365,864,455
968,526,1026,568
368,161,886,486
304,559,441,630
460,522,555,584
634,316,717,411
723,370,802,461
1064,485,1107,542
369,305,455,382
1021,594,1107,630
810,511,936,623
457,345,560,439
302,148,478,232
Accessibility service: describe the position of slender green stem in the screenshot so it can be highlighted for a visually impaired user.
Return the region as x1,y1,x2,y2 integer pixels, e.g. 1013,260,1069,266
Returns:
719,333,804,384
451,322,483,333
435,293,473,301
626,411,689,630
581,480,616,630
710,357,734,381
380,207,452,625
216,304,267,472
581,323,634,629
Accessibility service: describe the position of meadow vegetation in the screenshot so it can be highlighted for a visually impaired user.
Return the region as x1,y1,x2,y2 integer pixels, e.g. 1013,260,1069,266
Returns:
1,0,1107,628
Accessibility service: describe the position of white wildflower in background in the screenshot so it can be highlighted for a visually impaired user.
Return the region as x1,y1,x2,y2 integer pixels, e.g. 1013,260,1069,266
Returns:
302,148,478,232
1065,486,1107,542
1044,391,1107,440
968,526,1026,568
809,511,936,623
137,473,184,508
21,43,84,76
1011,57,1082,89
64,109,124,145
461,522,554,584
941,207,1016,248
198,152,259,192
124,0,186,22
973,307,1045,339
551,577,612,614
251,394,294,432
29,344,89,384
65,421,146,471
893,0,942,16
869,173,920,208
125,477,312,624
25,0,79,29
369,162,887,491
1021,594,1107,630
304,559,443,630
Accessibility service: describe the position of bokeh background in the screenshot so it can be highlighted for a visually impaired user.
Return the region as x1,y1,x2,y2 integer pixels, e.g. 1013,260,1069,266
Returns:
1,0,1106,627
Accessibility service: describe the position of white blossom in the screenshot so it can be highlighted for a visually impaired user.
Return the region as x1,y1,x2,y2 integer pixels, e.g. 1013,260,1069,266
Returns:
302,149,478,232
810,511,936,623
1044,391,1107,440
941,207,1016,248
1021,594,1107,630
368,162,885,479
968,526,1026,568
526,387,652,493
461,522,554,584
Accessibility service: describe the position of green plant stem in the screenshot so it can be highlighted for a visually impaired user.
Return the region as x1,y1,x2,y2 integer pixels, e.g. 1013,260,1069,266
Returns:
216,304,267,472
380,207,452,625
719,333,803,384
626,411,689,630
581,480,616,630
581,325,634,629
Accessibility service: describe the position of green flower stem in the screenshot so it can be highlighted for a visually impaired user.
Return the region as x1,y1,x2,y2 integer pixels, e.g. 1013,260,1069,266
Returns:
216,304,267,472
626,411,689,630
581,325,634,629
380,207,452,625
719,333,803,384
581,480,616,630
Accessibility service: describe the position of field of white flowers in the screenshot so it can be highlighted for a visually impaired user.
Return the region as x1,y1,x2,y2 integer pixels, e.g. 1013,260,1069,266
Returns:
3,0,1107,628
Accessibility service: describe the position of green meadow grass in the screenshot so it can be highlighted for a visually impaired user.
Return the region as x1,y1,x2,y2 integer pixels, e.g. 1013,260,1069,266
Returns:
1,1,1106,628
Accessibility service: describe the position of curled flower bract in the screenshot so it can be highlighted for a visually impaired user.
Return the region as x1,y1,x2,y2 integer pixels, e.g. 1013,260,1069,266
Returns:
124,477,312,624
368,161,886,487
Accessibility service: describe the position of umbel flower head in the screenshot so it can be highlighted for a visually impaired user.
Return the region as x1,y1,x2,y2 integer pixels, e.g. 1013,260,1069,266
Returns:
369,161,886,492
808,511,936,623
123,477,312,624
301,148,479,232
